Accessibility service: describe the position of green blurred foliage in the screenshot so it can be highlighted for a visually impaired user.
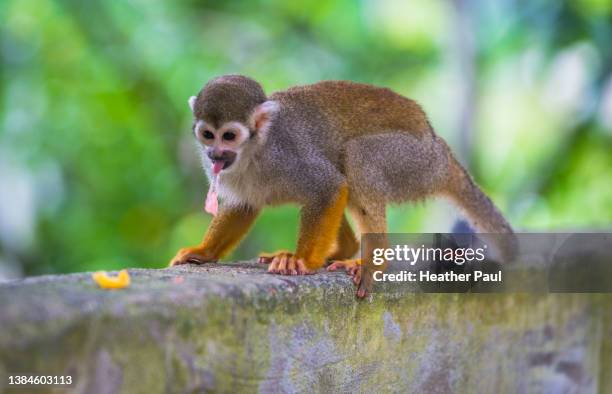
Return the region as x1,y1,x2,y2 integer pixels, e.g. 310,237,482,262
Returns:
0,0,610,276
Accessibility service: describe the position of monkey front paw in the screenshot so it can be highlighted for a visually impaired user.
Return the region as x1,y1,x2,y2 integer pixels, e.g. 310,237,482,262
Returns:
169,247,217,267
259,251,314,276
257,250,291,264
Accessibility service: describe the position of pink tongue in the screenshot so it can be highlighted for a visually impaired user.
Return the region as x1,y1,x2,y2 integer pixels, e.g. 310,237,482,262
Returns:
212,161,224,175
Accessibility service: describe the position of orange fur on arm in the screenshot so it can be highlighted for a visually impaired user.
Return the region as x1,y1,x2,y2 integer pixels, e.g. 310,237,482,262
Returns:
199,205,260,259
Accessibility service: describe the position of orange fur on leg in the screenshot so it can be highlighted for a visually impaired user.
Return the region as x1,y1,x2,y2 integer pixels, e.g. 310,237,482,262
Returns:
343,203,388,298
296,185,349,270
327,214,359,261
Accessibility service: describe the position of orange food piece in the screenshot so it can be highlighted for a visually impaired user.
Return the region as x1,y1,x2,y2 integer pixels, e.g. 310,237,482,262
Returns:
92,269,131,289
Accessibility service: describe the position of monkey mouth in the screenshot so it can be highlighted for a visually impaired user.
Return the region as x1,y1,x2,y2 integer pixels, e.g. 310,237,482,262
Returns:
208,150,237,175
211,159,234,174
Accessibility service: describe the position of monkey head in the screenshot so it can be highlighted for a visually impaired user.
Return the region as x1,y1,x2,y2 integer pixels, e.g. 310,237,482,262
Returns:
188,75,279,175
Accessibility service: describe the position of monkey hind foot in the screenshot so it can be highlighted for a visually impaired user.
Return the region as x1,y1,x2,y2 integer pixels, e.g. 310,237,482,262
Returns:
327,258,377,298
327,258,360,274
327,258,362,283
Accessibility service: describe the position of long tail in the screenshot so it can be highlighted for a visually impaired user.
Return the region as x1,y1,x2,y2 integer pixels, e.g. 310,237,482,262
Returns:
444,154,518,262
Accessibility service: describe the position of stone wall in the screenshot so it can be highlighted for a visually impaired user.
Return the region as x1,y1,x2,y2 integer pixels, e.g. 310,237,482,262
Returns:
0,262,610,393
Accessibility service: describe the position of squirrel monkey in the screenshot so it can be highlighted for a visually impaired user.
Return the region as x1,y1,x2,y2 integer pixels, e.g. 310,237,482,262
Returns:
170,75,516,298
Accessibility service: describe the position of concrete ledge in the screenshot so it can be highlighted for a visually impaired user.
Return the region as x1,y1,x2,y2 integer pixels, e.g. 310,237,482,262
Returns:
0,262,610,393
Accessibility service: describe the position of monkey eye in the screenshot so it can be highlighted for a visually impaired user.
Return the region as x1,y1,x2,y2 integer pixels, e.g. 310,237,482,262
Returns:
222,132,236,141
203,130,214,140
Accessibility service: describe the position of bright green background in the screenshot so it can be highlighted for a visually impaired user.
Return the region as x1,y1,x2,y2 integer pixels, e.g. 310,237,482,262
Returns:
0,0,611,277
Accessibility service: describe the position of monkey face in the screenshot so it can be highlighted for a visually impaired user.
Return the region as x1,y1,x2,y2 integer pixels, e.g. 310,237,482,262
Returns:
194,120,250,174
187,79,280,175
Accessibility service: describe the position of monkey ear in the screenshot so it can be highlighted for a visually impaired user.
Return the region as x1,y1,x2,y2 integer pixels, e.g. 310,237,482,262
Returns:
188,96,197,112
249,100,279,138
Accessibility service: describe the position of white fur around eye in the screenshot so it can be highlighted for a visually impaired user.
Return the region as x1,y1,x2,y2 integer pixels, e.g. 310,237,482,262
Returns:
219,122,250,146
194,120,215,145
